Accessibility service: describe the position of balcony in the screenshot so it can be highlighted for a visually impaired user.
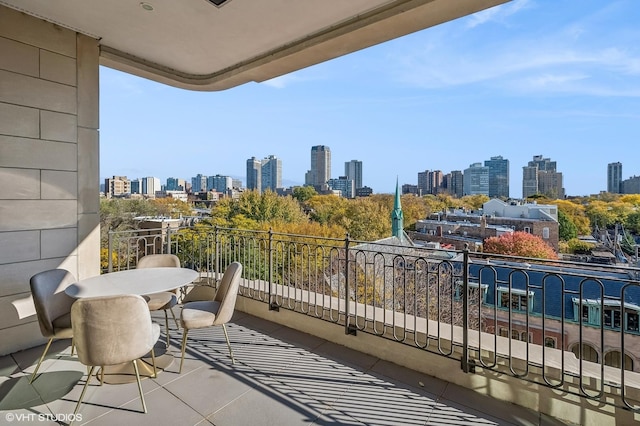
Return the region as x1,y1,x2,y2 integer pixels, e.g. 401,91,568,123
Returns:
3,224,640,424
93,225,640,424
2,309,557,425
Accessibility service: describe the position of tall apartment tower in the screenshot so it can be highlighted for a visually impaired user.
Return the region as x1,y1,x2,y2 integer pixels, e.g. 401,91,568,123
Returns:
450,170,464,198
607,162,622,193
191,174,207,193
429,170,443,194
484,155,509,198
417,170,429,196
141,176,161,197
306,145,331,191
166,177,185,191
246,157,262,193
262,155,282,192
344,160,363,189
463,163,489,196
522,155,564,199
105,176,131,198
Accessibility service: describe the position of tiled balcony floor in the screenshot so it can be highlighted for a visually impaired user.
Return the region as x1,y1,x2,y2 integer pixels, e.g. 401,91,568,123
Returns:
1,310,568,425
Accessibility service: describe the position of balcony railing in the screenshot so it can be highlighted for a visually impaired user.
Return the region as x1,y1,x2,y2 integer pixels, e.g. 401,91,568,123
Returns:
106,225,640,412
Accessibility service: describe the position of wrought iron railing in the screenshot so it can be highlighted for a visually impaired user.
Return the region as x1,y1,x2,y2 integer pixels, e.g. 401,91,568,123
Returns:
106,225,640,411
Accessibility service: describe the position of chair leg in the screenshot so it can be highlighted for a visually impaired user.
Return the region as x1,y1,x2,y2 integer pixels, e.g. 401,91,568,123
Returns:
164,310,170,347
100,366,105,385
70,338,75,356
222,324,235,365
169,306,179,328
150,348,157,378
132,359,148,413
73,366,95,419
29,337,54,384
179,329,189,374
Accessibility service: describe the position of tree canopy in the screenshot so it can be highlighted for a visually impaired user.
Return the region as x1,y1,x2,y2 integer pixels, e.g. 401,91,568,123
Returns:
483,232,558,259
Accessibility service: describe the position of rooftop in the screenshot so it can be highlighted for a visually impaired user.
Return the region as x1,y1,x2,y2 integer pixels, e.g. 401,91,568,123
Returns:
1,310,562,425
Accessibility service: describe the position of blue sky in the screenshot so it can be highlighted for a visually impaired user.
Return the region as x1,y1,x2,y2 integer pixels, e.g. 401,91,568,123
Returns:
100,0,640,198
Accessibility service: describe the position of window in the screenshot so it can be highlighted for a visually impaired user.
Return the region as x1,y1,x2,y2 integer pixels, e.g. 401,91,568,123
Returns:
498,287,533,311
499,327,509,337
542,227,549,239
544,337,556,348
571,343,598,363
604,308,621,329
520,331,532,343
582,305,590,322
627,312,639,332
511,330,520,340
524,226,531,233
604,351,634,371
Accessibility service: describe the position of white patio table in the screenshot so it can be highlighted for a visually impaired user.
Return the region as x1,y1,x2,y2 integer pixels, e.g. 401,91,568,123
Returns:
65,267,199,383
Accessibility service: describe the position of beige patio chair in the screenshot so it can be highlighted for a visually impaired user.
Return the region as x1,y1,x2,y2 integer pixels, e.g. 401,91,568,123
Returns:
179,262,242,373
29,269,77,384
71,294,160,416
137,253,181,346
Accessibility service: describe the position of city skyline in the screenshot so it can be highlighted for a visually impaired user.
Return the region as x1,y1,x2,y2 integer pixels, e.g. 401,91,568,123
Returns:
100,0,640,197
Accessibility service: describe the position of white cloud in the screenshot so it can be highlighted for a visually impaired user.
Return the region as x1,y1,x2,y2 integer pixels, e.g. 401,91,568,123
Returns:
466,0,533,29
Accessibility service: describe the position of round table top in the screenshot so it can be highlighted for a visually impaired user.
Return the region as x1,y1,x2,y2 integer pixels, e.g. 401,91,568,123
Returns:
65,267,200,298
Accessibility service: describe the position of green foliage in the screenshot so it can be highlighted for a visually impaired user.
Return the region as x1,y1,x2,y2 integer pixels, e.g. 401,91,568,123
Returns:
558,210,577,241
565,238,595,254
626,211,640,234
211,190,307,228
292,186,317,203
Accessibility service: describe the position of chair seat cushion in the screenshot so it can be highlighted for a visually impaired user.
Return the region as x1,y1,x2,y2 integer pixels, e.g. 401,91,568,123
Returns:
52,312,73,338
144,292,177,311
181,301,221,330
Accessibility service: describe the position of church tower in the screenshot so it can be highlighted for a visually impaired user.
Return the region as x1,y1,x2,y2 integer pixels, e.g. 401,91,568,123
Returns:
391,178,404,242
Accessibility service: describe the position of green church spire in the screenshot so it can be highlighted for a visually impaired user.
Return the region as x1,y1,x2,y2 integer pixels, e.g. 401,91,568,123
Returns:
392,177,404,241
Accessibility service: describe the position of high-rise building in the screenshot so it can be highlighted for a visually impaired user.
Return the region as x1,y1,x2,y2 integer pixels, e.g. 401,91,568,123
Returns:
484,155,509,198
104,176,130,198
130,178,141,194
417,171,429,196
344,160,363,189
327,176,355,198
522,155,564,199
191,174,207,193
246,157,262,193
262,155,282,192
607,162,622,194
429,170,443,194
141,176,161,197
208,174,232,192
449,170,464,198
463,163,489,196
166,177,185,191
306,145,331,191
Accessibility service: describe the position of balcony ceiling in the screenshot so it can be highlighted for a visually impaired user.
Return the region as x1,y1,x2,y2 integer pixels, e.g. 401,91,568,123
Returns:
1,0,508,91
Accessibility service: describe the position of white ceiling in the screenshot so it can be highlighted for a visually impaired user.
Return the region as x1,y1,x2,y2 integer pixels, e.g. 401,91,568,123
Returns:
1,0,508,91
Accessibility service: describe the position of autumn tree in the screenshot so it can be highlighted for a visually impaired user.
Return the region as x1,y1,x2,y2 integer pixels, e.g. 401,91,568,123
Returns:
210,190,307,229
555,199,591,235
483,232,558,260
151,197,192,218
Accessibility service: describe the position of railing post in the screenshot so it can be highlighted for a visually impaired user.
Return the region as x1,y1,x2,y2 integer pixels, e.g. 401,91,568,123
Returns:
214,226,220,282
166,226,172,255
268,228,278,311
461,244,472,372
344,233,356,335
107,229,114,273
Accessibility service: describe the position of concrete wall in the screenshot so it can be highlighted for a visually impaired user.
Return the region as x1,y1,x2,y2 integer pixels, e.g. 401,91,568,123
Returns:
0,6,100,355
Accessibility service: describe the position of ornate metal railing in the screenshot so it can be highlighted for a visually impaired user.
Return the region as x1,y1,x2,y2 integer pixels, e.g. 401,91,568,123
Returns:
106,225,640,411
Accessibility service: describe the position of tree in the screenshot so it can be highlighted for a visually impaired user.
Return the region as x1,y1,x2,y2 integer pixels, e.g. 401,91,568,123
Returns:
292,186,317,203
210,190,307,228
558,210,577,241
483,232,558,259
555,199,591,235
